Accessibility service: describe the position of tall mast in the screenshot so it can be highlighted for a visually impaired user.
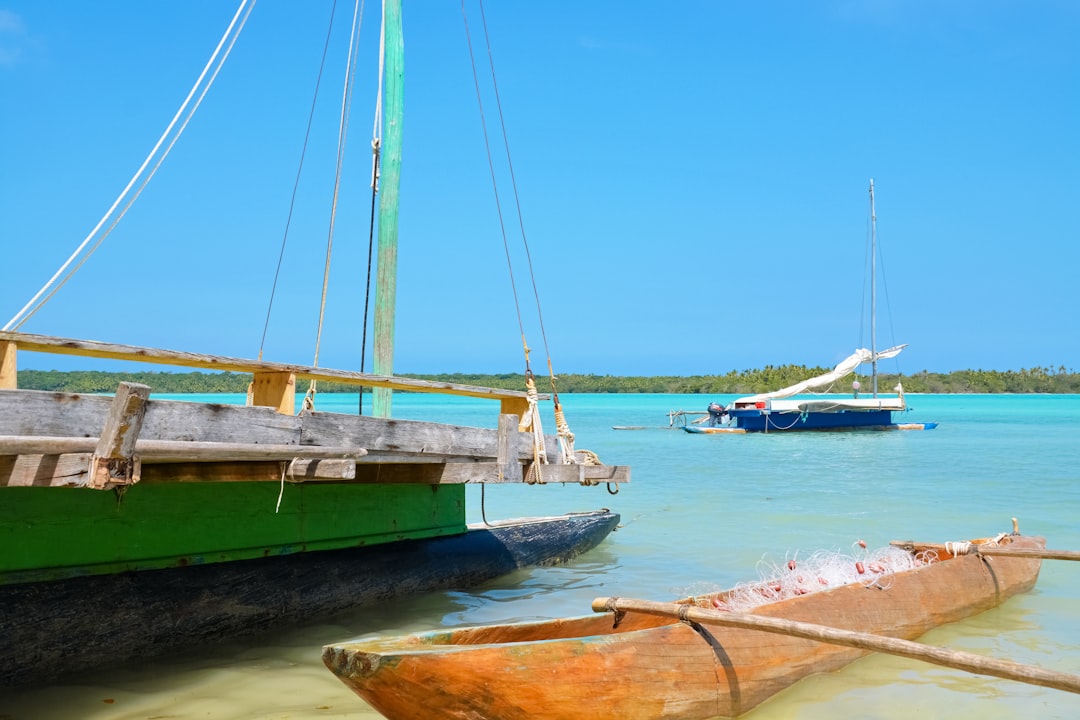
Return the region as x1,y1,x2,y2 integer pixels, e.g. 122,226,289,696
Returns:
372,0,403,418
869,178,878,397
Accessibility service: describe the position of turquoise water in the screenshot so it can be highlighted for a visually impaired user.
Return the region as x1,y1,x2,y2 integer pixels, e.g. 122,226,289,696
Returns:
2,393,1079,719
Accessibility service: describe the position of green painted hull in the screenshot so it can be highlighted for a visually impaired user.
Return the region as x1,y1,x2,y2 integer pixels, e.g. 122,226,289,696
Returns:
1,482,466,585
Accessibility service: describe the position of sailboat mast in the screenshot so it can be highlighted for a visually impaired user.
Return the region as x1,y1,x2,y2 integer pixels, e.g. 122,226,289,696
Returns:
372,0,404,418
869,178,878,397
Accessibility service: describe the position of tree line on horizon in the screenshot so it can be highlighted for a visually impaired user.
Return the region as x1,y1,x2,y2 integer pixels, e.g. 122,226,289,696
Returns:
15,365,1080,395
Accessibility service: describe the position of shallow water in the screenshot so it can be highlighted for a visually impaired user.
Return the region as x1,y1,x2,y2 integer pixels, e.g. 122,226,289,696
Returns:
2,393,1079,719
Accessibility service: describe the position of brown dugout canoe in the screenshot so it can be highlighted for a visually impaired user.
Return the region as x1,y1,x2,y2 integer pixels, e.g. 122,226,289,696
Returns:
323,532,1044,719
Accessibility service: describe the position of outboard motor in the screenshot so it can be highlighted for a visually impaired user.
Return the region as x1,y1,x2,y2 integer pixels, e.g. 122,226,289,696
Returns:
707,401,726,426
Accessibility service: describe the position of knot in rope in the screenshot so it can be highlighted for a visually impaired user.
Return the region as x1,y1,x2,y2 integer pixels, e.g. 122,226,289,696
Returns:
302,381,317,413
577,449,602,466
554,404,578,464
521,372,547,484
945,541,973,556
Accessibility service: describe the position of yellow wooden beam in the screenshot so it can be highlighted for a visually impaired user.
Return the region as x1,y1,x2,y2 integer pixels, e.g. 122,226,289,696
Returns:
0,331,536,402
250,371,296,415
0,341,15,390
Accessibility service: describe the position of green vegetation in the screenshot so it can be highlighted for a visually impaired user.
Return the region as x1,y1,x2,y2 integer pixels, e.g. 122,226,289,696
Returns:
16,365,1080,395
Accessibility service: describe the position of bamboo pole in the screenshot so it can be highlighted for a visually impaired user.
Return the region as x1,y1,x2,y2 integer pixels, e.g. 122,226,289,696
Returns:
890,541,1080,562
592,597,1080,695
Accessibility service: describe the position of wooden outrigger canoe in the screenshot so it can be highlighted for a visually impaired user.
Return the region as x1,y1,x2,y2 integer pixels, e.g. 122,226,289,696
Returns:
324,532,1047,719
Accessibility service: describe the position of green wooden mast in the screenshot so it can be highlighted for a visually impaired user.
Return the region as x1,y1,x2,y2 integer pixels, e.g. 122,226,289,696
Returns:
372,0,403,418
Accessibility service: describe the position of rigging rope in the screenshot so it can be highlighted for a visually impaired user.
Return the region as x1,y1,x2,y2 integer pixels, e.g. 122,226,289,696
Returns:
358,1,385,416
305,0,366,411
256,0,342,366
859,184,905,382
358,139,380,416
461,0,581,465
5,0,255,331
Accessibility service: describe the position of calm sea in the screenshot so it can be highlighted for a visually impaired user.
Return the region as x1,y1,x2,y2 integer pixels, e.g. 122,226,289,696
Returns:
3,393,1079,719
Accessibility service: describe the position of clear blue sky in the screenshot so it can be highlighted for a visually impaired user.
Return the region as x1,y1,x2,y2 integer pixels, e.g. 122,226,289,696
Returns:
1,1,1077,376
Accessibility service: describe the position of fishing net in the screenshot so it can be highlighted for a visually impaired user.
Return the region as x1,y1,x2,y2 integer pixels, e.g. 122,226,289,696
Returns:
696,541,939,612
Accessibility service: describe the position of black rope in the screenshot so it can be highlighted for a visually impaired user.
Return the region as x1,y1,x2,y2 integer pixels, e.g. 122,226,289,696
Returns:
257,0,340,362
480,483,493,527
459,0,528,372
475,0,555,368
358,144,380,416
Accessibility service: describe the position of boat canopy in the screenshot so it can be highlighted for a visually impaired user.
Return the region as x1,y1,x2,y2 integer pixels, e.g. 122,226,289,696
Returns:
734,345,906,406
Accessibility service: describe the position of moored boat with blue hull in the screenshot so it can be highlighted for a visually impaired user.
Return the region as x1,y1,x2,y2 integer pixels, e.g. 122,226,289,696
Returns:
688,180,935,434
685,396,938,433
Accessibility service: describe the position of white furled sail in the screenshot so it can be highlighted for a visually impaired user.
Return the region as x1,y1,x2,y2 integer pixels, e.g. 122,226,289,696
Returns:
735,344,907,405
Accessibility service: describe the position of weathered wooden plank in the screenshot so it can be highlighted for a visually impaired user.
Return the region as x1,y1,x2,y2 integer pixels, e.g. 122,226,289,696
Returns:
140,440,366,462
0,453,91,487
138,458,356,483
3,456,354,485
0,391,629,485
0,436,366,462
288,458,355,480
0,341,15,390
0,331,532,401
496,414,522,483
351,462,523,484
0,389,579,464
298,411,539,461
0,436,100,455
89,382,151,489
351,460,629,485
527,463,630,485
0,390,515,458
0,454,626,486
142,395,303,444
96,383,150,459
0,389,134,438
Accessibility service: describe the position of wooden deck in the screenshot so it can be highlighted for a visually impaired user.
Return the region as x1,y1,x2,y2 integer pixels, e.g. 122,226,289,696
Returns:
0,332,629,489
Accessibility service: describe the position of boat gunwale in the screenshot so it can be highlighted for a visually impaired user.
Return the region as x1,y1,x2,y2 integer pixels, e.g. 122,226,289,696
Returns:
327,535,1041,655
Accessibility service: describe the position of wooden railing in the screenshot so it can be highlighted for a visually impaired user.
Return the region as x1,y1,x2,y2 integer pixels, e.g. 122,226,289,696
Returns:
0,331,531,417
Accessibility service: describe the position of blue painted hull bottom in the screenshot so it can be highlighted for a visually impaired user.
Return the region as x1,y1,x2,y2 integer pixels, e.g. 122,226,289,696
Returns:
687,410,938,433
0,509,619,689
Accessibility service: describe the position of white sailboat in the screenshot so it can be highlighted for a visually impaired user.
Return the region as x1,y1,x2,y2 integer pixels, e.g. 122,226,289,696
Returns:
688,179,936,433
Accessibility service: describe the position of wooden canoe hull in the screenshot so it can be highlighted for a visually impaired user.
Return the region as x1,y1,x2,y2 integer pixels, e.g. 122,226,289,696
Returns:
324,534,1043,719
0,510,619,689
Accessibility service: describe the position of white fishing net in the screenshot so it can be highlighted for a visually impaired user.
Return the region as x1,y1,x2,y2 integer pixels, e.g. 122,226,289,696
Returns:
695,542,940,612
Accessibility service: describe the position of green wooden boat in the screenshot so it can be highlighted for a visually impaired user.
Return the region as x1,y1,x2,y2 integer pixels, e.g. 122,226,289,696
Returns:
0,0,627,687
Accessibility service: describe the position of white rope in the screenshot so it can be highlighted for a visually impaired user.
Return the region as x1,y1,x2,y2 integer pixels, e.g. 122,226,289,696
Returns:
311,0,365,374
4,0,255,331
370,0,384,189
275,458,297,513
520,375,547,483
554,405,576,464
945,541,973,556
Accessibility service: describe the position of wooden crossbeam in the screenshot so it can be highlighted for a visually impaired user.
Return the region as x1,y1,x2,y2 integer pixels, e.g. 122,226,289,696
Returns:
0,331,532,402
